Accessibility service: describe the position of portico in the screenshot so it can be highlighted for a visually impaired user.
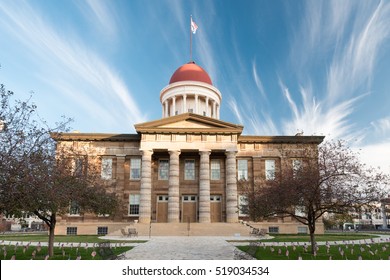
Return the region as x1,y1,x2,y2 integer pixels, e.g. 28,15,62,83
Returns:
135,113,243,224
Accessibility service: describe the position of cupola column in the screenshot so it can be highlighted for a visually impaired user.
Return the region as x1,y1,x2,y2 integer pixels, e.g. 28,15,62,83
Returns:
205,97,209,117
172,96,176,116
212,100,216,118
182,94,187,114
164,101,168,117
195,94,199,115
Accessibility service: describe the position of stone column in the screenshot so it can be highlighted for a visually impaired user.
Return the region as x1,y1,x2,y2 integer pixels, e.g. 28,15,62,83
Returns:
139,150,153,223
382,202,387,229
199,150,211,223
172,96,176,116
195,94,199,115
183,94,187,114
205,97,209,117
212,100,216,118
226,151,238,223
168,150,181,222
164,101,168,117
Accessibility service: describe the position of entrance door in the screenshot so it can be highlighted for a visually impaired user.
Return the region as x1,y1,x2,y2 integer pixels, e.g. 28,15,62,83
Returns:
156,195,168,223
181,195,197,223
210,195,222,222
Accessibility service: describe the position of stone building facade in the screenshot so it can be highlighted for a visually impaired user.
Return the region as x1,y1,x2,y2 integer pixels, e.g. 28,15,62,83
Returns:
52,62,324,235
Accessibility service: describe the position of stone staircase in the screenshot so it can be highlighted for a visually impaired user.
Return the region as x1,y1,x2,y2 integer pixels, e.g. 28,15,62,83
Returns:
109,222,253,237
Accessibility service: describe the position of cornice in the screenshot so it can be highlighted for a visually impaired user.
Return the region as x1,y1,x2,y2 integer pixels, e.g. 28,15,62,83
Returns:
50,132,141,142
238,135,325,144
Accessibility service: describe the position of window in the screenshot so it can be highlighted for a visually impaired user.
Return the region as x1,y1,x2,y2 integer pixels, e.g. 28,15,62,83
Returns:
298,226,307,234
210,160,221,180
69,201,80,216
158,195,169,202
97,226,108,235
183,195,197,202
130,158,141,180
129,194,140,216
158,159,169,180
268,226,279,233
265,159,275,180
101,158,112,180
72,158,84,176
238,195,248,216
237,159,248,180
66,227,77,235
184,159,195,180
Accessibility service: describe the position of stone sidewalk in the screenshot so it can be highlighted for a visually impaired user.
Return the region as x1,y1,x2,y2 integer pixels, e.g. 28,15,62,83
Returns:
120,236,243,260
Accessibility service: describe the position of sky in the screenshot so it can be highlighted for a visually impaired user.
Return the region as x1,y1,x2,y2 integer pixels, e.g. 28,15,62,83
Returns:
0,0,389,173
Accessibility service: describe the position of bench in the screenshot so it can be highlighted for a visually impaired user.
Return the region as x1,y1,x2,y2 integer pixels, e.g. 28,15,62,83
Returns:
121,228,129,237
250,227,267,236
128,228,138,237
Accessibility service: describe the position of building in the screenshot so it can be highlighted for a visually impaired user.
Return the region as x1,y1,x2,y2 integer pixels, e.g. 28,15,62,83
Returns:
52,61,325,235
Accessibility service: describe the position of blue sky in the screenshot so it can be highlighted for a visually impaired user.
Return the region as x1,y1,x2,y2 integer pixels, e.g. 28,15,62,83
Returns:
0,0,389,172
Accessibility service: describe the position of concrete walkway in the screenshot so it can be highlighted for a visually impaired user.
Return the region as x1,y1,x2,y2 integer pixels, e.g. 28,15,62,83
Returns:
120,236,243,260
113,234,390,260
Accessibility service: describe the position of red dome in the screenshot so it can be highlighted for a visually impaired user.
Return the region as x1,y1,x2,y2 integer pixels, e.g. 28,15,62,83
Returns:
169,61,212,85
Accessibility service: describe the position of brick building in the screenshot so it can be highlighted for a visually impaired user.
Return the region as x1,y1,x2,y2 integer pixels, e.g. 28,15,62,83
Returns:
52,61,324,235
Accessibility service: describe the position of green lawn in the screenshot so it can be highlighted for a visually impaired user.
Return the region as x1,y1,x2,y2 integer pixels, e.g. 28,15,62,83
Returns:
0,234,146,243
237,242,390,260
0,234,144,260
261,233,379,243
228,233,379,244
1,243,132,260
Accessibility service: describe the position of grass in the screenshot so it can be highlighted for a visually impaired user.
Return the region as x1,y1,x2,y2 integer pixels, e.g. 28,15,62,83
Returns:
0,234,146,243
0,233,145,260
261,233,379,243
237,242,390,260
229,233,379,244
0,243,132,260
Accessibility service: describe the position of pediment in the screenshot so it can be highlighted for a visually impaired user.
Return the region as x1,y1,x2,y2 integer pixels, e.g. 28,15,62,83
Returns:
134,113,243,134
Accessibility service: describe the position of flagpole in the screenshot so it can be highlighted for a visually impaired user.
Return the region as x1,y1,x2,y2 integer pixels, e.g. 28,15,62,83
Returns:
190,15,193,62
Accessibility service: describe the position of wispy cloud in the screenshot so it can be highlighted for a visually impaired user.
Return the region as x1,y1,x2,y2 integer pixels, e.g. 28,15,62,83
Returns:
83,0,119,38
0,1,145,131
280,1,390,140
252,60,266,99
371,116,390,138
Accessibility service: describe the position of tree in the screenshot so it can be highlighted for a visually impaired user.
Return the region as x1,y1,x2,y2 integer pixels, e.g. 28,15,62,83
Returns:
0,85,118,257
242,140,389,254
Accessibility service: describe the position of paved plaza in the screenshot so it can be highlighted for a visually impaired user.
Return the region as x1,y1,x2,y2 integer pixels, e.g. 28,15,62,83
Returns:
120,236,244,260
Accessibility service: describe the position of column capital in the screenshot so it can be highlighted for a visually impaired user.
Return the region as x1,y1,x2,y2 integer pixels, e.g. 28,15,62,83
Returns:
141,150,153,157
199,149,211,156
225,150,237,157
168,149,181,156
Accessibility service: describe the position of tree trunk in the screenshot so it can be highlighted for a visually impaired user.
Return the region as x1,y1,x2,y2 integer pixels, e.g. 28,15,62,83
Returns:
308,209,316,254
309,227,316,254
47,213,56,257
